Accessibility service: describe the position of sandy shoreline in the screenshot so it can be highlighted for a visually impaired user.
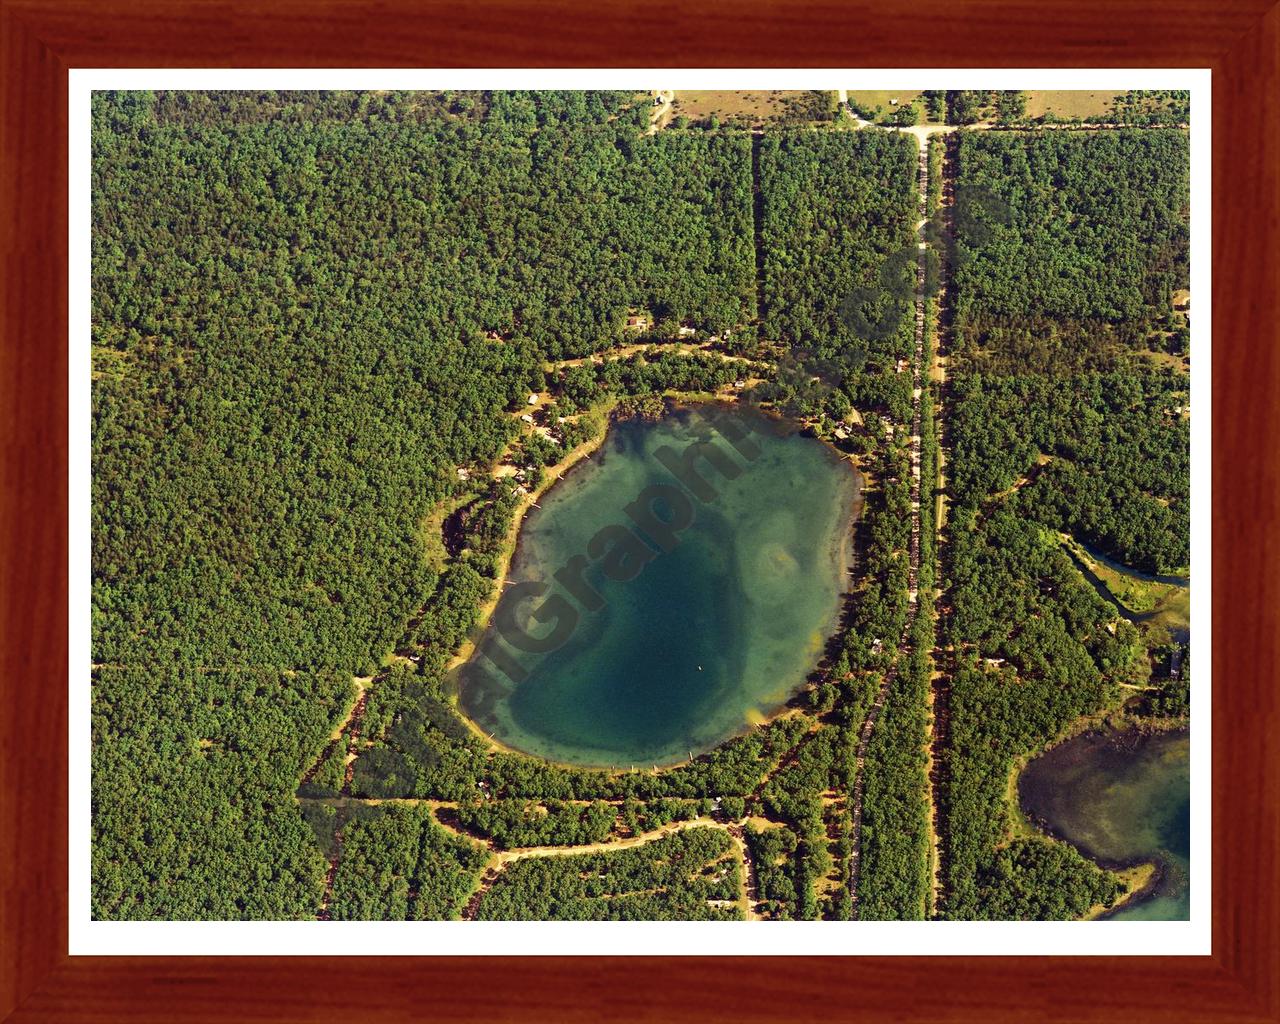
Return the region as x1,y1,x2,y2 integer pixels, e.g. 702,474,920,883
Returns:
443,407,616,765
445,398,867,773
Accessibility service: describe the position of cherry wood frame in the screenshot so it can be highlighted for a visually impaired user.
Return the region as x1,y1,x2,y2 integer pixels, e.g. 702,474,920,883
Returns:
2,1,1277,1020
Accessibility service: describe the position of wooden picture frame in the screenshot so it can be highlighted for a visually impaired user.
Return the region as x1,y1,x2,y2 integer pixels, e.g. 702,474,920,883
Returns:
1,1,1275,1020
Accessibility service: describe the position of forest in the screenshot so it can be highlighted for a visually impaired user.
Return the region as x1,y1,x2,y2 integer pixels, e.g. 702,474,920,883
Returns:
948,369,1189,574
939,128,1191,919
91,88,754,918
92,665,350,919
91,90,1191,925
324,803,490,921
756,130,917,375
950,131,1189,333
856,309,938,921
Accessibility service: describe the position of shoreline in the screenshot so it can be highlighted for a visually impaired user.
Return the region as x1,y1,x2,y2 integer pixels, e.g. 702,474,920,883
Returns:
1003,705,1189,836
444,399,618,680
1015,720,1189,919
443,402,617,766
446,396,866,773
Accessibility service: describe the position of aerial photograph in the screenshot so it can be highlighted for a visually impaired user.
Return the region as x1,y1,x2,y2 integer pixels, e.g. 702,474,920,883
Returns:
90,87,1191,923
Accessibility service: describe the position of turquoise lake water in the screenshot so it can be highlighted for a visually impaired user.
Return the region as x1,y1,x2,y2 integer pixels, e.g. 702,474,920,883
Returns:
456,404,861,767
1019,727,1190,921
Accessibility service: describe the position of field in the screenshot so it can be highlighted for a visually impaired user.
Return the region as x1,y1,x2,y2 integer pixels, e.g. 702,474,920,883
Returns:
1023,90,1120,120
666,90,835,127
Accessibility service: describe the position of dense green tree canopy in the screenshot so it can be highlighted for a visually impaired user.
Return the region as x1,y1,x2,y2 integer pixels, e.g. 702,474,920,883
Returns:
91,91,1190,924
940,129,1190,920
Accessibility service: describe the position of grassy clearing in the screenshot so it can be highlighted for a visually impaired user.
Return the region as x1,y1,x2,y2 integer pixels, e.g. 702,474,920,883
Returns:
668,90,833,127
1144,589,1191,641
846,90,923,115
1023,90,1119,120
91,345,132,382
418,492,474,573
1138,349,1191,374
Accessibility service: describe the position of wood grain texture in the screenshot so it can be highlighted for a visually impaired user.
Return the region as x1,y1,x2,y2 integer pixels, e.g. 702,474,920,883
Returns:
1,1,1276,1020
1210,1,1280,1007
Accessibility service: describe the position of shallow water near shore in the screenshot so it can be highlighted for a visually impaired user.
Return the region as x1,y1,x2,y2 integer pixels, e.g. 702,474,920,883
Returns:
1019,727,1190,920
457,404,861,767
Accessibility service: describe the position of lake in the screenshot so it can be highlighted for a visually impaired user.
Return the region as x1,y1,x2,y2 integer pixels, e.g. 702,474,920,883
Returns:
456,402,861,767
1018,727,1190,920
